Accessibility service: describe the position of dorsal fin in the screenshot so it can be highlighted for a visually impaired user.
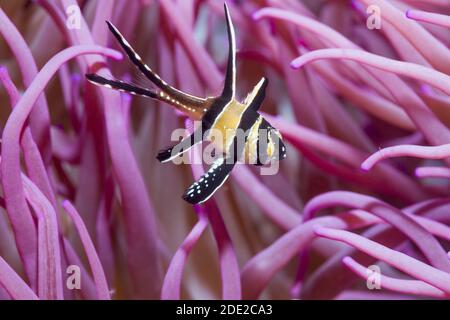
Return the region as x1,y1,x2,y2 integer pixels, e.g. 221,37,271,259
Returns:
220,3,237,100
243,77,268,112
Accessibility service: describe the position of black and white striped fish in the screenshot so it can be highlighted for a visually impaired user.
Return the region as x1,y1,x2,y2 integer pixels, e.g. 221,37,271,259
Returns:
86,3,286,205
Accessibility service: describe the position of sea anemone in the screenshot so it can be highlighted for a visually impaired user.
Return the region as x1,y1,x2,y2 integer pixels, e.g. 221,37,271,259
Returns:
0,0,449,300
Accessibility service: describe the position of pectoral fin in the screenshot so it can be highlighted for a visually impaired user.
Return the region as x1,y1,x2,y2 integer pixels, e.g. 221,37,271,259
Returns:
157,129,203,163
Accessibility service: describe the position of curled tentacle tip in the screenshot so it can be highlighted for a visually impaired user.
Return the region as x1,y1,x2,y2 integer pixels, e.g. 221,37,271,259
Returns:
342,256,352,265
251,10,264,21
405,9,412,19
312,225,326,235
290,55,308,69
360,162,372,172
290,60,300,69
101,46,123,60
360,155,377,171
360,160,372,171
110,49,123,60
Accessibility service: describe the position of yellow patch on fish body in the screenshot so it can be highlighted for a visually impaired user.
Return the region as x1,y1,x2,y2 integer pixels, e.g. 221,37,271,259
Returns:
207,98,247,153
206,99,266,165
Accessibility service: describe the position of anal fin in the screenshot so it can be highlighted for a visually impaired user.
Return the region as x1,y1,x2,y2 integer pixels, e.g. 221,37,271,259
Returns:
182,157,235,204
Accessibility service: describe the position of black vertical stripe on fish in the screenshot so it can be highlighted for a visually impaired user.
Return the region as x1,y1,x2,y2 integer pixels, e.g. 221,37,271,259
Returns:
201,96,231,131
255,124,270,166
